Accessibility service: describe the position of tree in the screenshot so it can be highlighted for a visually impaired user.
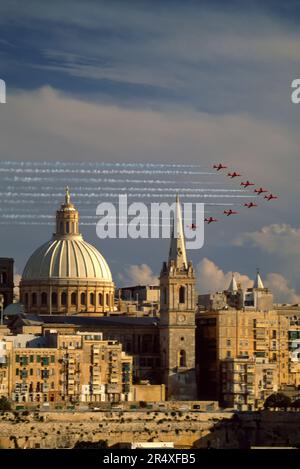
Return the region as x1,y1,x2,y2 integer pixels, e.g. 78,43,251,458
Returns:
264,393,291,410
291,398,300,408
0,396,12,412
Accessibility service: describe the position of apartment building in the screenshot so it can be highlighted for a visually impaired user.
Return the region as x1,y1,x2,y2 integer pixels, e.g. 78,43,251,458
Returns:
197,308,290,402
0,331,133,406
221,357,278,410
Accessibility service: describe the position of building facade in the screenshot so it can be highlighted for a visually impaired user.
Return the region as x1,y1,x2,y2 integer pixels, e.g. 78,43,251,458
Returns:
159,196,197,400
0,331,132,405
0,258,14,309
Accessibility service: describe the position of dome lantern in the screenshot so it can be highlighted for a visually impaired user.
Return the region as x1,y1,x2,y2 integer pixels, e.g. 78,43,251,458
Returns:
55,187,79,237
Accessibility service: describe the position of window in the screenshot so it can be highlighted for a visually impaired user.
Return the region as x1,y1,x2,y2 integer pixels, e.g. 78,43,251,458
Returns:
41,292,47,306
90,292,95,306
25,293,29,305
51,292,57,306
226,339,231,347
179,286,185,304
30,368,33,376
162,287,167,305
66,221,70,233
71,292,77,306
179,350,186,367
51,355,55,363
106,293,109,306
32,292,37,306
61,292,67,306
30,355,34,363
81,292,86,305
0,272,7,285
98,293,103,306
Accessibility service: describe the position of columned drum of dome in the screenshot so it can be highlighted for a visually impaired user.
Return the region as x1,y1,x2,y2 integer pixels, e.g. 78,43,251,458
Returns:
20,188,115,316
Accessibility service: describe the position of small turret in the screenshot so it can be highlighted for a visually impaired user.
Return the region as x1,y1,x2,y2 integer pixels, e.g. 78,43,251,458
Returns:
227,273,238,293
253,269,264,290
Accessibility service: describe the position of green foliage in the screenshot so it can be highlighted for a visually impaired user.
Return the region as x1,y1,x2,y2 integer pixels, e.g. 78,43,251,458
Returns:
0,396,11,412
264,392,291,409
291,398,300,408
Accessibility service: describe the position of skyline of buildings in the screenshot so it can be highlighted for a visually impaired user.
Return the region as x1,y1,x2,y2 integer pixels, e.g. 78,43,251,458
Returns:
1,188,300,409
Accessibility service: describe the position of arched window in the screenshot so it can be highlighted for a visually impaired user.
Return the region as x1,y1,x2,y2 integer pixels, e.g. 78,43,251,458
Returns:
66,221,70,233
98,293,103,306
25,293,29,305
106,293,109,306
32,293,37,306
90,292,95,306
81,292,86,306
61,292,67,306
179,286,185,304
0,272,7,285
71,292,77,306
163,287,167,304
41,292,47,306
51,292,57,306
178,350,186,368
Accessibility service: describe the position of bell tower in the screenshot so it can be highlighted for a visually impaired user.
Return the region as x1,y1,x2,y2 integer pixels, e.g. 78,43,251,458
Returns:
159,195,197,400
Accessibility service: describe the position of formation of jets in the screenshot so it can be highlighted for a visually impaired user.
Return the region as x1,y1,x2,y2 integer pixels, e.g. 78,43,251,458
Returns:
204,217,218,224
224,209,238,216
201,164,279,224
227,171,241,178
241,180,254,188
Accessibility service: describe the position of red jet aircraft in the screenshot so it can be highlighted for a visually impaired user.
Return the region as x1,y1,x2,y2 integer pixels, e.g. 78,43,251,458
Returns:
241,181,255,188
244,202,258,208
213,164,227,171
227,172,241,178
264,194,278,201
204,217,218,224
254,187,268,195
224,209,239,216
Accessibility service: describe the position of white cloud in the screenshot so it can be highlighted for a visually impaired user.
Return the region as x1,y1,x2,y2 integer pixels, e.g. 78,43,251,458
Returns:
234,224,300,287
2,87,298,189
118,263,159,287
196,257,300,304
265,273,300,305
196,257,253,293
234,224,300,255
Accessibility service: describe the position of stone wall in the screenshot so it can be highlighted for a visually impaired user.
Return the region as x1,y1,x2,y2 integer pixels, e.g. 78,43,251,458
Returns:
1,410,300,449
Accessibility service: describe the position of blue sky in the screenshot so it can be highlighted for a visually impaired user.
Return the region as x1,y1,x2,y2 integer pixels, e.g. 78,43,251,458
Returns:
1,1,300,301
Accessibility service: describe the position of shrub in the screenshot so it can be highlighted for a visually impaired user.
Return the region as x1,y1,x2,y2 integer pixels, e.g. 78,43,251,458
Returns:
264,393,291,409
0,397,11,412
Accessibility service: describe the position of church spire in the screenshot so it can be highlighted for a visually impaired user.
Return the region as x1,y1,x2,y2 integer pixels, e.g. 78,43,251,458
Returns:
227,273,238,292
253,268,264,289
168,194,188,269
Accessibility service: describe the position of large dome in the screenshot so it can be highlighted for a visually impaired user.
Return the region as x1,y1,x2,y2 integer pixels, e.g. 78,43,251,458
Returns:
22,236,112,282
20,187,115,316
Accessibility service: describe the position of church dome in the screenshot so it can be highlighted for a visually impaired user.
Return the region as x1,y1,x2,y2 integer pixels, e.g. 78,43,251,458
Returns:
22,237,112,282
20,188,114,316
22,187,112,282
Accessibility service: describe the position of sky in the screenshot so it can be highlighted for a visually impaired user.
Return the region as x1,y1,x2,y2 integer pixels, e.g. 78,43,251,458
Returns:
0,0,300,302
